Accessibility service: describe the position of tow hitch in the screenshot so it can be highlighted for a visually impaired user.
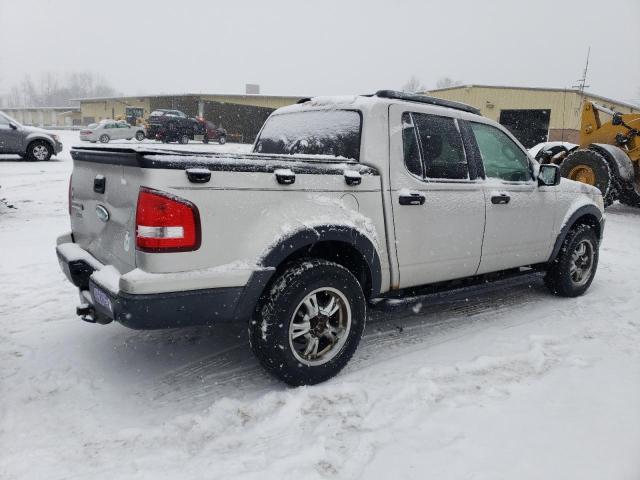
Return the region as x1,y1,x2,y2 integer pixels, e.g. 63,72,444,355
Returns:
76,303,112,325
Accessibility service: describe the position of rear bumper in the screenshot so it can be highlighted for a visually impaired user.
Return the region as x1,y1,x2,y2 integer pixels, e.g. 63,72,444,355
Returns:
56,236,273,329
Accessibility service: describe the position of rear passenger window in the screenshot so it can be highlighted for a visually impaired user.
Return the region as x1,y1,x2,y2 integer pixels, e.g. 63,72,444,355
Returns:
470,122,531,182
401,112,468,180
402,113,422,177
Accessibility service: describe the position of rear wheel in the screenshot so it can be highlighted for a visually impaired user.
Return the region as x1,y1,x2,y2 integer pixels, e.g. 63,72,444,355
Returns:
560,149,616,206
249,259,366,386
545,224,599,297
135,131,145,141
218,135,227,145
26,140,52,161
203,136,209,144
99,134,110,144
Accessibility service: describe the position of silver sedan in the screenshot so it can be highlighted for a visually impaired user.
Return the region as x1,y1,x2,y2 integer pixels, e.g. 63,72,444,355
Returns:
80,120,146,143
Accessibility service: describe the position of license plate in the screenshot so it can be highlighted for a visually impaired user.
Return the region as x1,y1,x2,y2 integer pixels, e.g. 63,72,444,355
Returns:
92,286,113,314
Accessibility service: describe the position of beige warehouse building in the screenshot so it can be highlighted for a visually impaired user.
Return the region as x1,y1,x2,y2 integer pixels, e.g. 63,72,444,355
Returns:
425,85,639,148
3,106,81,127
77,93,303,143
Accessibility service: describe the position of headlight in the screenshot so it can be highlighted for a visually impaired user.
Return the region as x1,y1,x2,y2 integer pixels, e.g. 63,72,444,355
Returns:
52,134,60,141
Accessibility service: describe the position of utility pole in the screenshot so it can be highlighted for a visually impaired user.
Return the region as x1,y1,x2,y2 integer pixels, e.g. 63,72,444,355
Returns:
572,47,591,95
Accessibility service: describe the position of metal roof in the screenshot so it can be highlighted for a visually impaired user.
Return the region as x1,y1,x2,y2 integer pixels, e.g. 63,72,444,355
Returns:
72,93,306,102
2,106,81,111
423,84,639,110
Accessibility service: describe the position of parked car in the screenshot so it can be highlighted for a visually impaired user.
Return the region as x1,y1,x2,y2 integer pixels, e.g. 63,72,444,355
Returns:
0,111,63,161
196,118,227,144
79,120,146,143
146,109,201,144
57,90,604,386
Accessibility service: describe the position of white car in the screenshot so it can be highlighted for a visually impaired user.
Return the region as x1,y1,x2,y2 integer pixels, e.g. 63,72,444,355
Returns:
58,90,604,386
79,120,146,143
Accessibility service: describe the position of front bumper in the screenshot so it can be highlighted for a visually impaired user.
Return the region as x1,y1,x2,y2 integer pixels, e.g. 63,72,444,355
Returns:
56,237,273,329
54,140,63,154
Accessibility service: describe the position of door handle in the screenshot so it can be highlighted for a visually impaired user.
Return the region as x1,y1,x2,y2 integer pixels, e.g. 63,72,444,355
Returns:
491,192,511,204
399,192,426,206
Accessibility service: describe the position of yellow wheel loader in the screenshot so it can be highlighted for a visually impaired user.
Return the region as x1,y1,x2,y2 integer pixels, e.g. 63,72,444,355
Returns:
536,101,640,207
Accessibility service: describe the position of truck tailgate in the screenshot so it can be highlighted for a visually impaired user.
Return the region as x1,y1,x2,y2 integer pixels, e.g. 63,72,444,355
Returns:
70,158,139,273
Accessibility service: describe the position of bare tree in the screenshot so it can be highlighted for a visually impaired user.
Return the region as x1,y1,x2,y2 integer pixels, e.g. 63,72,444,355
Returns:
3,71,119,107
435,77,463,89
402,75,426,93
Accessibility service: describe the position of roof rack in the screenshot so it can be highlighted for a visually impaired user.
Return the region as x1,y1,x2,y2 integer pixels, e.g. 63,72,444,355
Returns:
374,90,481,115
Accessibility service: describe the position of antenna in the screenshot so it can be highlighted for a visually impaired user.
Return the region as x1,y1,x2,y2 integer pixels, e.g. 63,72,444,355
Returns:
572,47,591,94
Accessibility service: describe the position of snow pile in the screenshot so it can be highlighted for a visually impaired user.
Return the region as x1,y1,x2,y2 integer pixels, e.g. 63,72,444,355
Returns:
0,130,639,479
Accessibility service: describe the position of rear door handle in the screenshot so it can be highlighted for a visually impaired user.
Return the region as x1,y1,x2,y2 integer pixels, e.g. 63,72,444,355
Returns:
491,192,511,204
399,192,426,206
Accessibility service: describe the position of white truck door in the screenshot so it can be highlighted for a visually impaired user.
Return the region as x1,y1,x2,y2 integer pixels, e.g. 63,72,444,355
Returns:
388,105,486,289
465,121,556,273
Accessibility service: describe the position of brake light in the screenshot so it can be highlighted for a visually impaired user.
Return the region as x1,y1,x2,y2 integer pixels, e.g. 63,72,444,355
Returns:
135,187,201,252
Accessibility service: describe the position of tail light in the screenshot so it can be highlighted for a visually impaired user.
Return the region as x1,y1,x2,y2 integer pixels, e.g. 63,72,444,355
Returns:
135,187,201,252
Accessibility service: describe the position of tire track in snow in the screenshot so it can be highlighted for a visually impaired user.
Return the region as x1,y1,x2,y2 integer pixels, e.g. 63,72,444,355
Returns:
151,274,548,406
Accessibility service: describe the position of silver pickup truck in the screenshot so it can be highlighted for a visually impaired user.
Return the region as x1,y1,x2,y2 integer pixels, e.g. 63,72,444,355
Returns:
57,90,605,385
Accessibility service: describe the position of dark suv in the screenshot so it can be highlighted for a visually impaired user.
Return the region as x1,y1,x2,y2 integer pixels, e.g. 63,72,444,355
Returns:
0,111,63,161
145,109,201,144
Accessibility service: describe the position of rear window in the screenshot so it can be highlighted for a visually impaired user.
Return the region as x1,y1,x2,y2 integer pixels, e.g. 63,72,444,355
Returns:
150,110,165,117
254,110,362,161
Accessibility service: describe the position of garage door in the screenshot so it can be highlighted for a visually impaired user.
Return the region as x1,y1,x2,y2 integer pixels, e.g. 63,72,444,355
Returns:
499,109,550,149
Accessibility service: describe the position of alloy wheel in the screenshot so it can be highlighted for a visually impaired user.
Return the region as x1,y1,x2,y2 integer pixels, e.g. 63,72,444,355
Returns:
289,287,352,366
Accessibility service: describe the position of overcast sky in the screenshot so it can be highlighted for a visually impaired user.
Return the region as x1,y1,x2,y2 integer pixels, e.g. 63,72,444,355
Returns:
0,0,638,103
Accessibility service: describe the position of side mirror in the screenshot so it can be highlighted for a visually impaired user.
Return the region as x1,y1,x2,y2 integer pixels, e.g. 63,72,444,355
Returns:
538,164,561,186
9,122,18,130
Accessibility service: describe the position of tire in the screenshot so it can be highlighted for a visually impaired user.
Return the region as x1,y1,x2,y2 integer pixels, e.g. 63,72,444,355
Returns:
135,131,145,141
249,259,366,386
544,224,599,297
203,136,209,144
618,176,640,208
178,134,190,145
99,134,110,144
26,140,52,161
560,149,616,206
218,135,226,145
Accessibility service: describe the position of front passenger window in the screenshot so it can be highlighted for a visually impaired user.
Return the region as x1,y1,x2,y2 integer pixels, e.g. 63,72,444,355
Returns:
470,122,531,181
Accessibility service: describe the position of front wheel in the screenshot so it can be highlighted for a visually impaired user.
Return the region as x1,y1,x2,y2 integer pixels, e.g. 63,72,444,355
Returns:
218,135,226,145
544,224,599,297
249,259,366,386
135,131,145,141
26,140,52,161
178,134,190,144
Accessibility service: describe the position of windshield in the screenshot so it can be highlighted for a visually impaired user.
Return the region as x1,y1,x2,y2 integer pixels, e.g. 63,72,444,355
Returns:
149,110,165,116
254,110,362,161
0,111,22,127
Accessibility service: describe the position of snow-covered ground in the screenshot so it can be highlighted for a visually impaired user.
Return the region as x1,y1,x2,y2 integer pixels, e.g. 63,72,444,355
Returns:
1,130,639,479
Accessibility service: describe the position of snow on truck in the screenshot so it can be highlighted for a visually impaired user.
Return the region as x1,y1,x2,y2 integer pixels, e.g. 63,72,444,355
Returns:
57,90,605,386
